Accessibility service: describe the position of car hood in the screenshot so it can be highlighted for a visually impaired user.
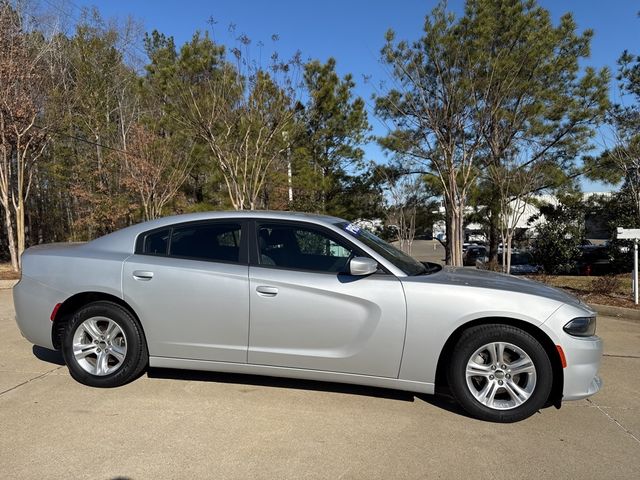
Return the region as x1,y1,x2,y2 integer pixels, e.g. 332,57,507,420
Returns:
405,267,582,306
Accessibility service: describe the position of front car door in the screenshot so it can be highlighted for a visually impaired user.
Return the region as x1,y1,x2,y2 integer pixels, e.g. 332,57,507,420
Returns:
248,220,406,378
122,220,249,363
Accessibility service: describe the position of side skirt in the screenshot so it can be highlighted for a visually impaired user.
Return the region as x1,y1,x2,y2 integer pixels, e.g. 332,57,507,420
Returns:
149,356,435,395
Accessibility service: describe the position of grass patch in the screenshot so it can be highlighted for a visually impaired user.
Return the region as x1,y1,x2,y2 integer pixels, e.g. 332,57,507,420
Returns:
0,263,20,280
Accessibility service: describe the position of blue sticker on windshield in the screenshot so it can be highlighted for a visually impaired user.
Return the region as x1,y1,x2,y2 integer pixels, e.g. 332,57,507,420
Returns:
345,223,361,235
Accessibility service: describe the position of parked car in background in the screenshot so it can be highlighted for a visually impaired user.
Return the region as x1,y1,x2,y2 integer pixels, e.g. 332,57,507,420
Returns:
14,211,602,422
507,252,543,275
476,251,542,275
463,245,487,266
577,244,611,276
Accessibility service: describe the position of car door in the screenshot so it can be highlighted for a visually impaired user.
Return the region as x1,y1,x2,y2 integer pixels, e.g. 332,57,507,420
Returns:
248,220,407,378
122,220,249,363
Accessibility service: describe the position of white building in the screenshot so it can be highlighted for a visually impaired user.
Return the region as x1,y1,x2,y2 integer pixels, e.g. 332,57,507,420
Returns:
432,192,612,241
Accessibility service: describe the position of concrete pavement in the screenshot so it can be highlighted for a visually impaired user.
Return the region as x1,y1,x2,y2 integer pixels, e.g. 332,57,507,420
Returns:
1,288,639,479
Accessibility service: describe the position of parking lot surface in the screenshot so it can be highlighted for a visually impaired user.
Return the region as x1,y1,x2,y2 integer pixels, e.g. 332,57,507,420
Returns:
1,288,639,479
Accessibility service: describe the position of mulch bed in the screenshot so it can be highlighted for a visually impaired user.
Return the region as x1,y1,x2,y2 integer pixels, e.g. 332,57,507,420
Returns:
528,275,639,310
559,288,638,310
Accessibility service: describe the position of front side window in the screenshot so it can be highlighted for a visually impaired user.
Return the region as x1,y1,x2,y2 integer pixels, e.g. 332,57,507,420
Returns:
257,223,353,273
169,223,242,263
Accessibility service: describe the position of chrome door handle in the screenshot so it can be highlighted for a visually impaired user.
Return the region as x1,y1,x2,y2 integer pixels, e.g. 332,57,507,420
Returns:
133,270,154,281
256,286,278,297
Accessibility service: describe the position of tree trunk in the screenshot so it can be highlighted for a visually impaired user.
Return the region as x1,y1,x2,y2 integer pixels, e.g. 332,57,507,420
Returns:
15,195,25,268
445,198,464,267
2,195,18,271
488,204,500,263
499,226,507,273
443,204,451,265
505,233,513,275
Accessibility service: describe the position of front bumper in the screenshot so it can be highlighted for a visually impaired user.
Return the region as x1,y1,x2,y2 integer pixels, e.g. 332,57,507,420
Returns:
542,303,604,401
561,335,603,400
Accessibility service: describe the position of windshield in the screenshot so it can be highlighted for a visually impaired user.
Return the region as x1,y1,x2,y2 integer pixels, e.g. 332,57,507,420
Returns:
336,222,427,276
511,253,534,265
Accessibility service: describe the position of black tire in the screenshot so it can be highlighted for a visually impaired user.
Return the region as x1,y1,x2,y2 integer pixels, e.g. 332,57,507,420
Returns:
447,324,553,423
62,301,148,387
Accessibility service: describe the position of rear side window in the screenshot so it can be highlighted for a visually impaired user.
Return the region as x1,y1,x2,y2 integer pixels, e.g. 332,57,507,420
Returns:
142,229,170,255
169,223,242,263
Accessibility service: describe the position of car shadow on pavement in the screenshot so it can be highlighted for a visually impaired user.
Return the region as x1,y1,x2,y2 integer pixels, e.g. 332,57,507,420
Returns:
32,345,65,365
146,367,471,418
28,348,471,418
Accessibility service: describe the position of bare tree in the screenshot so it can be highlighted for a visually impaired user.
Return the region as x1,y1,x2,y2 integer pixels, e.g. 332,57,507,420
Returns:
382,171,426,255
203,71,295,210
0,2,52,270
488,161,544,273
166,33,299,210
122,124,193,220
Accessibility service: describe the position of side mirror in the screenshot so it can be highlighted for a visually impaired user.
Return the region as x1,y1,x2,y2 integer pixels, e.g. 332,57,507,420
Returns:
349,257,378,276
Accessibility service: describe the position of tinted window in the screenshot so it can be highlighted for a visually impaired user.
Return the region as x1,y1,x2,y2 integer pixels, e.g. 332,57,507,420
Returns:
258,224,353,273
142,229,170,255
497,252,533,265
169,223,242,263
511,252,534,265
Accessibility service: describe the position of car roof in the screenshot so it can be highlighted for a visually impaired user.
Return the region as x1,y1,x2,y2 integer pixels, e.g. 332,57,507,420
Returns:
87,210,347,253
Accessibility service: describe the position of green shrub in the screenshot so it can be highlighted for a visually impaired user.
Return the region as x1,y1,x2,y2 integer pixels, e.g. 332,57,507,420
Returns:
531,221,582,274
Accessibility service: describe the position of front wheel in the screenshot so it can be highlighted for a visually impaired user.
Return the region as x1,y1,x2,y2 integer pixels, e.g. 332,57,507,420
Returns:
62,301,148,387
447,324,553,422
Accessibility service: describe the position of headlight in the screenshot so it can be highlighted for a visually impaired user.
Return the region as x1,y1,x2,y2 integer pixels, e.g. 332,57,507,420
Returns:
563,317,597,337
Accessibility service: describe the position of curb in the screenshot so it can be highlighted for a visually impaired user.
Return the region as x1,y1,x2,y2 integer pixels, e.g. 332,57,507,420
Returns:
590,303,640,321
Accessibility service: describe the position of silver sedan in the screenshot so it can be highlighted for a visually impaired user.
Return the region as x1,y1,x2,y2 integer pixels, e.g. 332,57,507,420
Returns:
13,211,602,422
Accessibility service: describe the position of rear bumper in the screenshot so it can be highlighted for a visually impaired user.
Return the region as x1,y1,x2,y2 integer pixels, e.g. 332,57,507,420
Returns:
13,275,65,349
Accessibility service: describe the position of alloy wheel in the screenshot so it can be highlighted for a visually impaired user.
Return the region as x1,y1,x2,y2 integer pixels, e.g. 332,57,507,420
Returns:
465,341,537,410
72,316,128,376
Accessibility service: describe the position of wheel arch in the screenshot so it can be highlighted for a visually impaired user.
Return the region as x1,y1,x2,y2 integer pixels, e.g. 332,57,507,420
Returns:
434,316,564,408
51,291,146,351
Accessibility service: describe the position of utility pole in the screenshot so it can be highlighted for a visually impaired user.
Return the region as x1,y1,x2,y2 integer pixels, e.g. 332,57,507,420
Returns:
282,131,293,204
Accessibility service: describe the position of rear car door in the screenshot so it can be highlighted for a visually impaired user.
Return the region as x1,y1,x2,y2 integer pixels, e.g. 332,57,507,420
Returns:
122,220,249,363
248,220,407,378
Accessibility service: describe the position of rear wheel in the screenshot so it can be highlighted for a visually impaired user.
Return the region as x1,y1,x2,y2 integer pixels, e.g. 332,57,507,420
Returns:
447,324,553,422
62,301,148,387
